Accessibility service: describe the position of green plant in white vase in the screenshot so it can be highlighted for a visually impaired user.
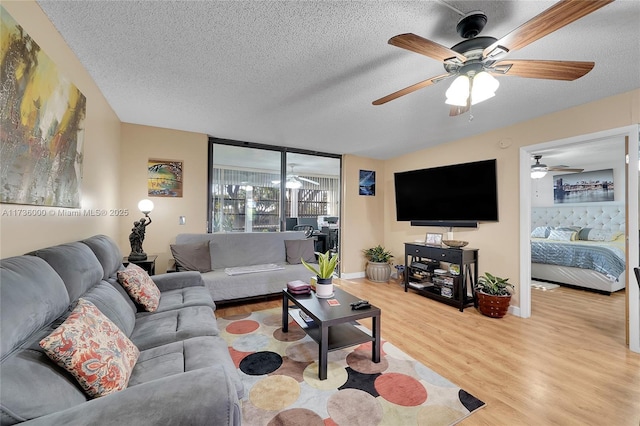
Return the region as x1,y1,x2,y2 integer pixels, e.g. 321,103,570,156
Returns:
302,250,338,298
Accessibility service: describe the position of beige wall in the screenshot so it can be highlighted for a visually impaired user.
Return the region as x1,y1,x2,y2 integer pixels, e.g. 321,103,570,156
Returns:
383,89,640,308
119,124,208,273
0,1,121,258
340,155,385,276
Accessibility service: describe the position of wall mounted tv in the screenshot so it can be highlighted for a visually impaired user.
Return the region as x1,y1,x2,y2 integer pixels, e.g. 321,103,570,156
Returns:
394,159,498,227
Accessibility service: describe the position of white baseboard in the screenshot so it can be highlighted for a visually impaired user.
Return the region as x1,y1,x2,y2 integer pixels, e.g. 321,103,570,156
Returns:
508,305,522,317
340,271,365,280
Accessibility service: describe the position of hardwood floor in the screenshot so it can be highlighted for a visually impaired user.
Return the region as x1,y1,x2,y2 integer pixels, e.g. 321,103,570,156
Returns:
215,278,640,425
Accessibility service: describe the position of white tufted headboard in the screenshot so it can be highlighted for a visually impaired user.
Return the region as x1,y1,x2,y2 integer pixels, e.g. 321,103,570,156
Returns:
531,203,625,233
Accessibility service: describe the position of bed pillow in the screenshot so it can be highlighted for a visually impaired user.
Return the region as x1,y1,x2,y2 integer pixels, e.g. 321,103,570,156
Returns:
555,226,582,232
284,239,317,264
117,263,161,312
547,229,577,241
531,226,551,238
578,228,623,242
40,298,139,398
170,241,212,272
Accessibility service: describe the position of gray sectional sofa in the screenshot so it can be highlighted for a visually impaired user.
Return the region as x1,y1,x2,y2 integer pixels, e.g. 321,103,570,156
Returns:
174,231,316,303
0,235,242,425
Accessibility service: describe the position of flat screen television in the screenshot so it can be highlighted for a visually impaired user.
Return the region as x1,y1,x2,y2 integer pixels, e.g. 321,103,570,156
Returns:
394,159,498,226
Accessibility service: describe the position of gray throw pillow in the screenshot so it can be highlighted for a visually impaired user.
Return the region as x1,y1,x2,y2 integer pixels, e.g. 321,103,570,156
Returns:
170,242,212,272
284,239,316,264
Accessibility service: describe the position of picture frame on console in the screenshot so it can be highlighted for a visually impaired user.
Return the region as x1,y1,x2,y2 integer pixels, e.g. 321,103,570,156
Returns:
425,233,442,246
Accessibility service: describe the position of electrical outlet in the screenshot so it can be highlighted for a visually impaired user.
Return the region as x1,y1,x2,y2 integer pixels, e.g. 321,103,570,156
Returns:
179,216,186,225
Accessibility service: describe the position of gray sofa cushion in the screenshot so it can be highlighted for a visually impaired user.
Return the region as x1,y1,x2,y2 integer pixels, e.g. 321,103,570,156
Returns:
82,281,136,336
1,326,88,425
130,336,243,399
284,239,316,264
116,271,216,316
170,242,212,272
29,242,103,302
81,235,125,279
137,286,215,316
0,256,70,357
130,306,220,350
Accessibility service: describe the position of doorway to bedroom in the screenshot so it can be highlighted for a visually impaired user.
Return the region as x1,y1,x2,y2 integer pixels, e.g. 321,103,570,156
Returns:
519,125,639,353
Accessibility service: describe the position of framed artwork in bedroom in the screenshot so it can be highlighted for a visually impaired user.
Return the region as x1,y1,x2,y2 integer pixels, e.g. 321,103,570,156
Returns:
553,169,614,204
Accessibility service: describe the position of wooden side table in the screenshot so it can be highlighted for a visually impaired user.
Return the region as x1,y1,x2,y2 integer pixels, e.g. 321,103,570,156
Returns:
123,255,157,275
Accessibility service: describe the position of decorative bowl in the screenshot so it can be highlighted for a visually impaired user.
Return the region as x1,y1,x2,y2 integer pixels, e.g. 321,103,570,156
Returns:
442,240,469,248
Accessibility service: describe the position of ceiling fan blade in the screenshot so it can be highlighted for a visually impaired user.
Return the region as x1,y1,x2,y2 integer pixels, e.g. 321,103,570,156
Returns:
298,177,319,185
389,33,467,63
548,167,584,172
489,59,595,81
373,73,451,105
482,0,613,59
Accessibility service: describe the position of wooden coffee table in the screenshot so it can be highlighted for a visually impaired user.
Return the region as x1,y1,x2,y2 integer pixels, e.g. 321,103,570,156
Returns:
282,286,381,380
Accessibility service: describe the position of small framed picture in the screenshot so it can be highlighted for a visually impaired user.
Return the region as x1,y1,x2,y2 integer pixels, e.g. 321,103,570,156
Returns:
425,233,443,246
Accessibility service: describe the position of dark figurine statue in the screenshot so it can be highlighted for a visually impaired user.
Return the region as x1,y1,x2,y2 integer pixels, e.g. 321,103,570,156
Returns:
128,215,152,261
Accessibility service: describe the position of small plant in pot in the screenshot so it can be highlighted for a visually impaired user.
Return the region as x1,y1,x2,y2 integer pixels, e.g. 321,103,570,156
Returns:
302,251,339,298
362,245,393,283
474,272,515,318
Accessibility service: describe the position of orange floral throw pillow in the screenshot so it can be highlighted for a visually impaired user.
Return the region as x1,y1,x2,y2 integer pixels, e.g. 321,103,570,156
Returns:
116,263,161,312
39,298,139,398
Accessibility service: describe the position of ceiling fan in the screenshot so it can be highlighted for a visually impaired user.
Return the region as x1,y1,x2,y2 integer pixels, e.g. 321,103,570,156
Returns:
272,164,319,188
372,0,613,116
531,154,584,179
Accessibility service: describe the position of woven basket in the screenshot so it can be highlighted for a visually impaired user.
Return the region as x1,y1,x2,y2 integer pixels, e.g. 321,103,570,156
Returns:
476,292,512,318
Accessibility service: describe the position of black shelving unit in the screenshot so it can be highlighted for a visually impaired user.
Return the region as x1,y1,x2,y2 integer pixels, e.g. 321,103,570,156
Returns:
404,243,478,311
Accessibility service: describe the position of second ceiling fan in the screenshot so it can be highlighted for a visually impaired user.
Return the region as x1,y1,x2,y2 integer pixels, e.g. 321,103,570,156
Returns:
531,154,584,179
372,0,613,116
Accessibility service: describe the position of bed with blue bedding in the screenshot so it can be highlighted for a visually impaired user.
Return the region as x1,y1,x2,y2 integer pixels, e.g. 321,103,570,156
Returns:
530,204,626,294
531,237,626,293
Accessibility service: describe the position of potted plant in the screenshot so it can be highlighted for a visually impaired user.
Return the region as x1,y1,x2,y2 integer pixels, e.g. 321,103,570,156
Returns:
362,245,393,283
474,272,515,318
302,250,339,298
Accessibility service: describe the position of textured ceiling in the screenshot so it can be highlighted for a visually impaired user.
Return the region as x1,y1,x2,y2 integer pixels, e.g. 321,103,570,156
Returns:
37,0,640,162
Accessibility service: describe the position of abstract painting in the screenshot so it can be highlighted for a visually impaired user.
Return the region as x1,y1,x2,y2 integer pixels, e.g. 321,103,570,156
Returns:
1,6,86,207
148,159,183,197
553,169,614,204
359,170,375,196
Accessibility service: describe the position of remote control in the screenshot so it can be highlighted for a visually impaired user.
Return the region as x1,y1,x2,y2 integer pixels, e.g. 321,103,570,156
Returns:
351,300,371,310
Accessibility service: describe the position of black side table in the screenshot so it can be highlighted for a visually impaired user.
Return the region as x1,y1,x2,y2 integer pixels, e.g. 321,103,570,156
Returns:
123,255,157,275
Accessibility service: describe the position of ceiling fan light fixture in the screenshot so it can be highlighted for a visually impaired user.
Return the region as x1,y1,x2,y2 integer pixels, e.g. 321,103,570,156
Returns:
530,167,547,179
445,75,470,106
470,71,499,105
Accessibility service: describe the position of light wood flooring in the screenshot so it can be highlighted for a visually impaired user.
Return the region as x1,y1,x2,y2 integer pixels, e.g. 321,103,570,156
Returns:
215,278,640,425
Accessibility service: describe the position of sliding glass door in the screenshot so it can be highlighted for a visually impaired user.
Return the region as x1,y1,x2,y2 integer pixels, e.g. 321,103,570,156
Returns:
209,139,341,236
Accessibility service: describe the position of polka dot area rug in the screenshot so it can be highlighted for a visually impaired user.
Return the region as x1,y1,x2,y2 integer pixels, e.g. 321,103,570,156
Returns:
219,308,485,426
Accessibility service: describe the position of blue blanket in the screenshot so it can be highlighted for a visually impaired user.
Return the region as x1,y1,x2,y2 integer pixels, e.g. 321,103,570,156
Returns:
531,240,625,280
